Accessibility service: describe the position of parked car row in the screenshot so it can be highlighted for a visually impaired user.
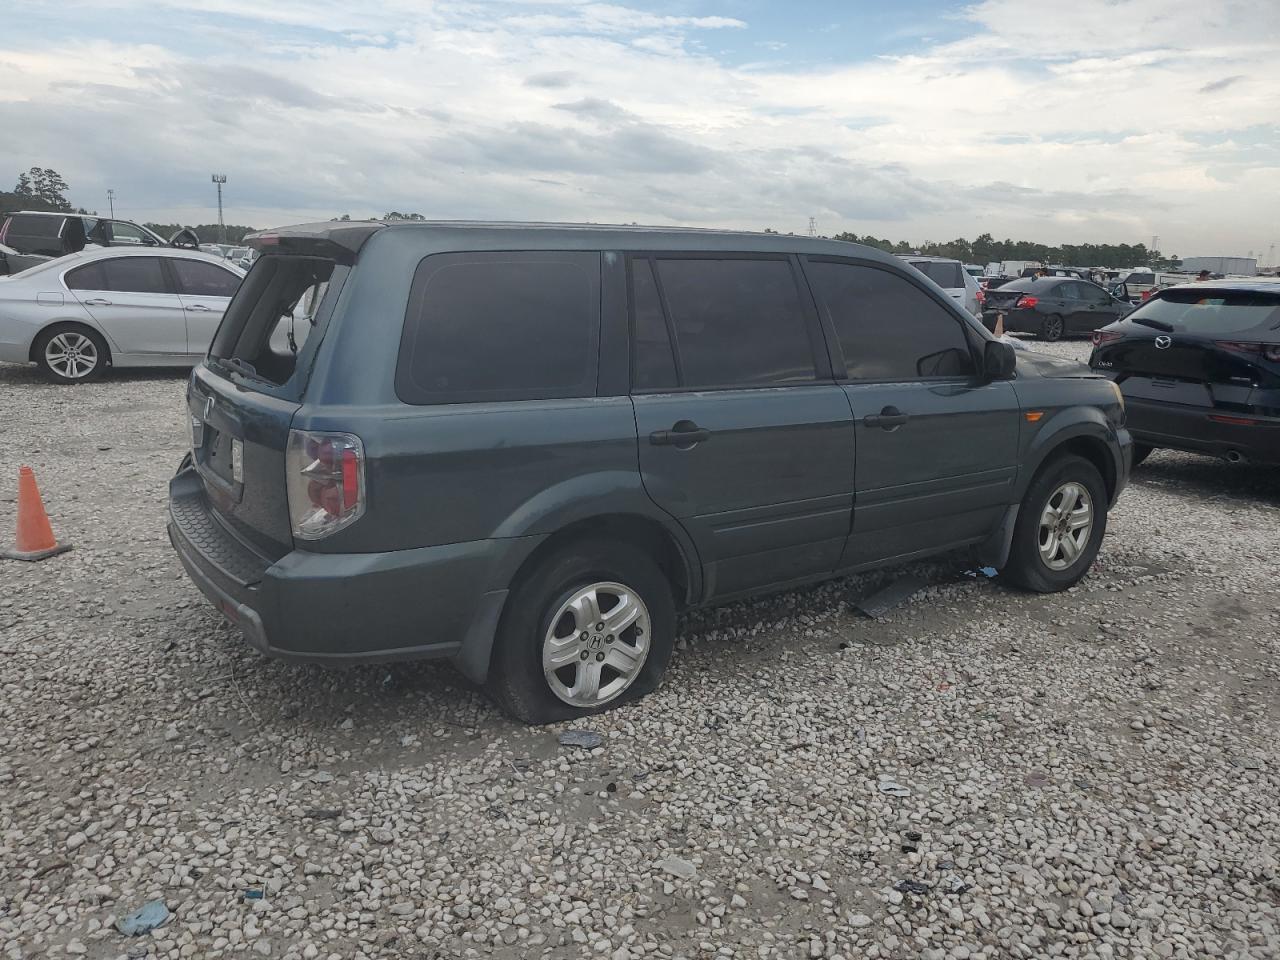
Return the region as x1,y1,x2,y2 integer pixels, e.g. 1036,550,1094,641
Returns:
0,210,200,258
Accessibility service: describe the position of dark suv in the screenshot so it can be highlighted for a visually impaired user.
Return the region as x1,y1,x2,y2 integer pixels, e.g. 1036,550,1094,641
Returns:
168,222,1131,723
0,211,198,258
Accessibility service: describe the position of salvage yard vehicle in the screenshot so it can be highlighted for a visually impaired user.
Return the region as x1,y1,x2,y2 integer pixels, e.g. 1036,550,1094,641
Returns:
983,276,1131,340
0,210,200,259
0,242,50,276
0,246,245,382
1089,281,1280,465
901,255,983,317
168,221,1131,723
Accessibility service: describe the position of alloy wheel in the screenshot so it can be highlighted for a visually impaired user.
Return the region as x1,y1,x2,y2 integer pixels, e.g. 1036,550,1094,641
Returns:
542,581,651,707
1038,481,1093,571
44,332,99,380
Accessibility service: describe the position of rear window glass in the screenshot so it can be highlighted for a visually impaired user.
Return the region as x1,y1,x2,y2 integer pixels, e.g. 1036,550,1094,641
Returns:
1128,289,1280,335
103,257,169,294
396,252,599,404
908,260,963,288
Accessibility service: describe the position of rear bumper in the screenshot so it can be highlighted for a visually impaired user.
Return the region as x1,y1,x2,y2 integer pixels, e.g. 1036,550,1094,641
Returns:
167,462,540,677
1125,397,1280,464
981,308,1037,333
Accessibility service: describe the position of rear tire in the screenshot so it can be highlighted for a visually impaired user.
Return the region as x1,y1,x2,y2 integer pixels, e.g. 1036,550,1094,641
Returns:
1039,314,1065,342
1131,443,1154,466
34,324,108,384
1002,454,1108,593
487,539,676,724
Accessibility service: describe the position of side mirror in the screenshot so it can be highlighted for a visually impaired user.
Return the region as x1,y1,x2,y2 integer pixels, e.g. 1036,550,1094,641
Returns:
1111,283,1127,300
983,339,1016,381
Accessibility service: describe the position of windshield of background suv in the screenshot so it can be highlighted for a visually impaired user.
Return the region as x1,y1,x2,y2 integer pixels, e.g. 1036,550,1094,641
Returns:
1127,289,1280,335
909,261,963,288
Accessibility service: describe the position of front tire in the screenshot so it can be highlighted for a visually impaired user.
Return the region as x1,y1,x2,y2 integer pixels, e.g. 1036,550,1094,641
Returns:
34,325,108,384
1002,455,1107,593
1039,314,1065,342
487,539,676,724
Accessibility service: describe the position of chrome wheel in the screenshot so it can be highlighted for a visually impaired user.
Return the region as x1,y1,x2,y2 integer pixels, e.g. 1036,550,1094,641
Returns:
44,332,99,379
1038,481,1093,571
542,581,651,708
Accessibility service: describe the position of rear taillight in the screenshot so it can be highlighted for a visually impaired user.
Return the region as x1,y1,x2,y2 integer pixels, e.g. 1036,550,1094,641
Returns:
286,430,365,540
1092,330,1123,346
1014,295,1038,309
1215,341,1280,363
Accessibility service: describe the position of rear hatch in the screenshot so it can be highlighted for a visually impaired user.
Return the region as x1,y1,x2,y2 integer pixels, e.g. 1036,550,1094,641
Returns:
189,252,350,557
984,282,1033,311
1091,287,1280,411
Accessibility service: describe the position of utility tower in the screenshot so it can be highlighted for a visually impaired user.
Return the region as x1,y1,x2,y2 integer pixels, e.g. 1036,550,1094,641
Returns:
107,189,114,218
808,217,817,238
211,174,227,243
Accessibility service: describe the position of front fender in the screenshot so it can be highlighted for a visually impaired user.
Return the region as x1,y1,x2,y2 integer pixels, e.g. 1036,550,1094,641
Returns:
1019,405,1125,501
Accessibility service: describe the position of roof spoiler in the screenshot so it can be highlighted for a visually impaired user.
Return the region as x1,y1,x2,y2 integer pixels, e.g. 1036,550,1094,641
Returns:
243,222,384,265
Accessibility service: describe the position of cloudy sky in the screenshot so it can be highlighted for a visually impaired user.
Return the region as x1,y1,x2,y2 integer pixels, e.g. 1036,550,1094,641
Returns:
2,0,1278,258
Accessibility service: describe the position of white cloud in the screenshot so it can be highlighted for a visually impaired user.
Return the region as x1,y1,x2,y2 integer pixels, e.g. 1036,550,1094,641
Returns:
1,0,1278,256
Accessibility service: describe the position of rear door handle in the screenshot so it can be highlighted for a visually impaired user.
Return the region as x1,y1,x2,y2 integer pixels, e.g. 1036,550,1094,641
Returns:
186,303,212,312
863,406,909,430
650,420,711,447
82,298,112,306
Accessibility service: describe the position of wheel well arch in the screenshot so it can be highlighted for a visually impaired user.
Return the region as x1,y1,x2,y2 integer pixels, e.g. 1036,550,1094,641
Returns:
1045,434,1117,501
29,320,113,364
509,513,696,610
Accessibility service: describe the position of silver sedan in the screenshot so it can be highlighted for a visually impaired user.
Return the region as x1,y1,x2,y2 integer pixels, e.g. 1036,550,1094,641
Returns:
0,246,245,383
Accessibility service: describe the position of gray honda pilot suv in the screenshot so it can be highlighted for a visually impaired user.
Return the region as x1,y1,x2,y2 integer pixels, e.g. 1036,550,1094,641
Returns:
168,222,1131,723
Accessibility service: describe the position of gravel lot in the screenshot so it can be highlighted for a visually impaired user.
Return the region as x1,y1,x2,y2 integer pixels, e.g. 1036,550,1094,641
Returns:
2,339,1279,960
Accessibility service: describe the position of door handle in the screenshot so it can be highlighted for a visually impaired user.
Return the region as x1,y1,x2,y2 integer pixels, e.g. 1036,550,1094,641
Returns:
186,303,212,312
650,420,711,448
863,406,909,430
82,298,112,306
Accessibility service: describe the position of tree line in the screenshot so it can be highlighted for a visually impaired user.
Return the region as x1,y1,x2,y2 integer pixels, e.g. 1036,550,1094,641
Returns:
830,231,1176,270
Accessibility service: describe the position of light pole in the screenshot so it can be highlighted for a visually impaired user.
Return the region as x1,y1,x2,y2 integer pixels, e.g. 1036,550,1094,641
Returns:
107,189,114,218
211,174,227,243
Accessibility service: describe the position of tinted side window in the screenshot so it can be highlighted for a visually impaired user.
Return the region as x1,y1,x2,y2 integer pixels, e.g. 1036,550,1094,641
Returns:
654,258,815,388
1050,282,1074,298
103,257,170,294
13,215,64,239
65,262,107,290
630,259,677,390
807,260,976,381
396,251,599,404
172,258,240,297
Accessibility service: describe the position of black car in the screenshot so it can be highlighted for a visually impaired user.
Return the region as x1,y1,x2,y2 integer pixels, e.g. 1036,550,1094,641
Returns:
983,276,1130,341
1089,282,1280,465
0,211,199,258
0,242,50,276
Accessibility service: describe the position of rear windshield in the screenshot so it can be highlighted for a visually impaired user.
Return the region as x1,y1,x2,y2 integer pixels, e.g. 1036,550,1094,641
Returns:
909,260,963,288
210,255,345,389
1127,289,1280,335
991,278,1036,293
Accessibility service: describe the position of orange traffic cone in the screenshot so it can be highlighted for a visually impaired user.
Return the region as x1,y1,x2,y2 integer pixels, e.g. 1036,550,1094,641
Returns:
3,466,72,561
993,313,1005,337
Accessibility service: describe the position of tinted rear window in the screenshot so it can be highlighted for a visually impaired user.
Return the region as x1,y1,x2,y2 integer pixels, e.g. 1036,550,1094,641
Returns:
396,252,599,404
908,260,963,288
103,257,170,294
172,258,241,297
1127,289,1280,335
